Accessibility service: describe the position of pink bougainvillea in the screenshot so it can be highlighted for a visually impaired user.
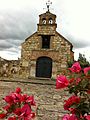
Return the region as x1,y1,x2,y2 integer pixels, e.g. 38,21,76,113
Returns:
62,114,78,120
68,62,81,73
64,95,80,111
85,115,90,120
56,75,69,89
83,67,90,76
56,62,90,120
0,87,36,120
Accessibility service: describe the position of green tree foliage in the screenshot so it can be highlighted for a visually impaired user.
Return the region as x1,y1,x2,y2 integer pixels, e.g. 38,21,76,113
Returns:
78,53,90,68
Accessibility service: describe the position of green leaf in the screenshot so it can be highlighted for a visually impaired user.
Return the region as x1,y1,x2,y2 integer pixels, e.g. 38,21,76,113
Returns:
77,103,90,115
88,70,90,75
81,80,88,89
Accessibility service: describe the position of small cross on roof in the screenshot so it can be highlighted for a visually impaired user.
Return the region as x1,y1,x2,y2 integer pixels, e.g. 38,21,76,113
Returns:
46,0,52,12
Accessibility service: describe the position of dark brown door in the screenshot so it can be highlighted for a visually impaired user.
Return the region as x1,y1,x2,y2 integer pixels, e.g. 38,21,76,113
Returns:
36,57,52,78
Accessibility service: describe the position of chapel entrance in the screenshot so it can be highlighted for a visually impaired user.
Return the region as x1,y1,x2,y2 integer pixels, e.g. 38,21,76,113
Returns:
36,57,52,78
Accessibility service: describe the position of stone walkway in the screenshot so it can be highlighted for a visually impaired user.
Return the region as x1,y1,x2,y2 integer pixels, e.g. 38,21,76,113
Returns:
0,78,69,120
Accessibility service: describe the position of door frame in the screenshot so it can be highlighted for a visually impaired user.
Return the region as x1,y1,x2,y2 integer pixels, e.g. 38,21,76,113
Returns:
36,56,52,78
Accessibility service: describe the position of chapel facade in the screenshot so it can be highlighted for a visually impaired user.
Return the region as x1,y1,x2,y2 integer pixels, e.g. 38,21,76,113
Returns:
20,7,74,79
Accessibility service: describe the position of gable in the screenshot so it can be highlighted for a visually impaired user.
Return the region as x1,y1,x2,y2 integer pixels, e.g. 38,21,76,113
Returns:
21,32,38,46
56,31,73,47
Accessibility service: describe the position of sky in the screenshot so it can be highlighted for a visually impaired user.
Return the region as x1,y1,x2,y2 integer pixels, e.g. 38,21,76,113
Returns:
0,0,90,61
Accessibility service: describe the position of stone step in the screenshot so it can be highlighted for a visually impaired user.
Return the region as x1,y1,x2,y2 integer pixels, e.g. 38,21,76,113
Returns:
0,78,56,85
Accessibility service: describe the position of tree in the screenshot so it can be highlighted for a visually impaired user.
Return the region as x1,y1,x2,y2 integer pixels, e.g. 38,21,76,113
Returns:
78,53,90,68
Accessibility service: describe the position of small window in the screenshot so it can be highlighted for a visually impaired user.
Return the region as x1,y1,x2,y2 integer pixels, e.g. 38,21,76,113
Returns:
49,18,53,24
42,35,50,49
42,18,46,24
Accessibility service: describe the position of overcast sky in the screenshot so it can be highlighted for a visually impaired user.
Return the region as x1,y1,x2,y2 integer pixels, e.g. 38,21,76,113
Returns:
0,0,90,61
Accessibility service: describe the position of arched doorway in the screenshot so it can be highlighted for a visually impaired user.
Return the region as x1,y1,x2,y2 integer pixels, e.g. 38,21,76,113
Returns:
36,56,52,78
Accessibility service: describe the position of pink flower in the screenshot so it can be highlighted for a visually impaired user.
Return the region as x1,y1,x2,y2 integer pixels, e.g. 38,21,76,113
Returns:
69,78,74,84
13,108,22,116
83,67,90,76
30,112,35,118
21,95,36,106
76,78,81,85
56,75,69,89
0,113,6,119
62,114,70,120
0,88,36,120
8,116,16,120
11,92,22,103
62,114,78,120
21,94,27,102
15,87,21,94
64,95,80,110
3,105,11,112
4,95,14,104
69,62,81,73
69,78,81,85
68,108,76,114
26,96,36,106
4,92,22,106
19,104,33,120
85,115,90,120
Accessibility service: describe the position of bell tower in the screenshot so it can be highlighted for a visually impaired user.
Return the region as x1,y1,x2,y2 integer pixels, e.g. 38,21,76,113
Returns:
37,0,57,35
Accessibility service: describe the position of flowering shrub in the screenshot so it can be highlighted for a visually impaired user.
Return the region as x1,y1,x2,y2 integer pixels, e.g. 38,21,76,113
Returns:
0,87,36,120
56,62,90,120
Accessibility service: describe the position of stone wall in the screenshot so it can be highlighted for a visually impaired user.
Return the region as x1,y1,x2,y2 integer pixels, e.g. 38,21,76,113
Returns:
0,79,70,120
21,31,73,78
0,59,20,78
37,25,56,35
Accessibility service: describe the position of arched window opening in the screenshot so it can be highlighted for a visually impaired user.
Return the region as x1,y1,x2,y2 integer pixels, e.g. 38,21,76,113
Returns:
42,18,46,24
49,18,53,24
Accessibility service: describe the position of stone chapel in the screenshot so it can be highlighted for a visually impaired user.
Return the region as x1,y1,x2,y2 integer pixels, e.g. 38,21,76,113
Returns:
20,3,74,79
